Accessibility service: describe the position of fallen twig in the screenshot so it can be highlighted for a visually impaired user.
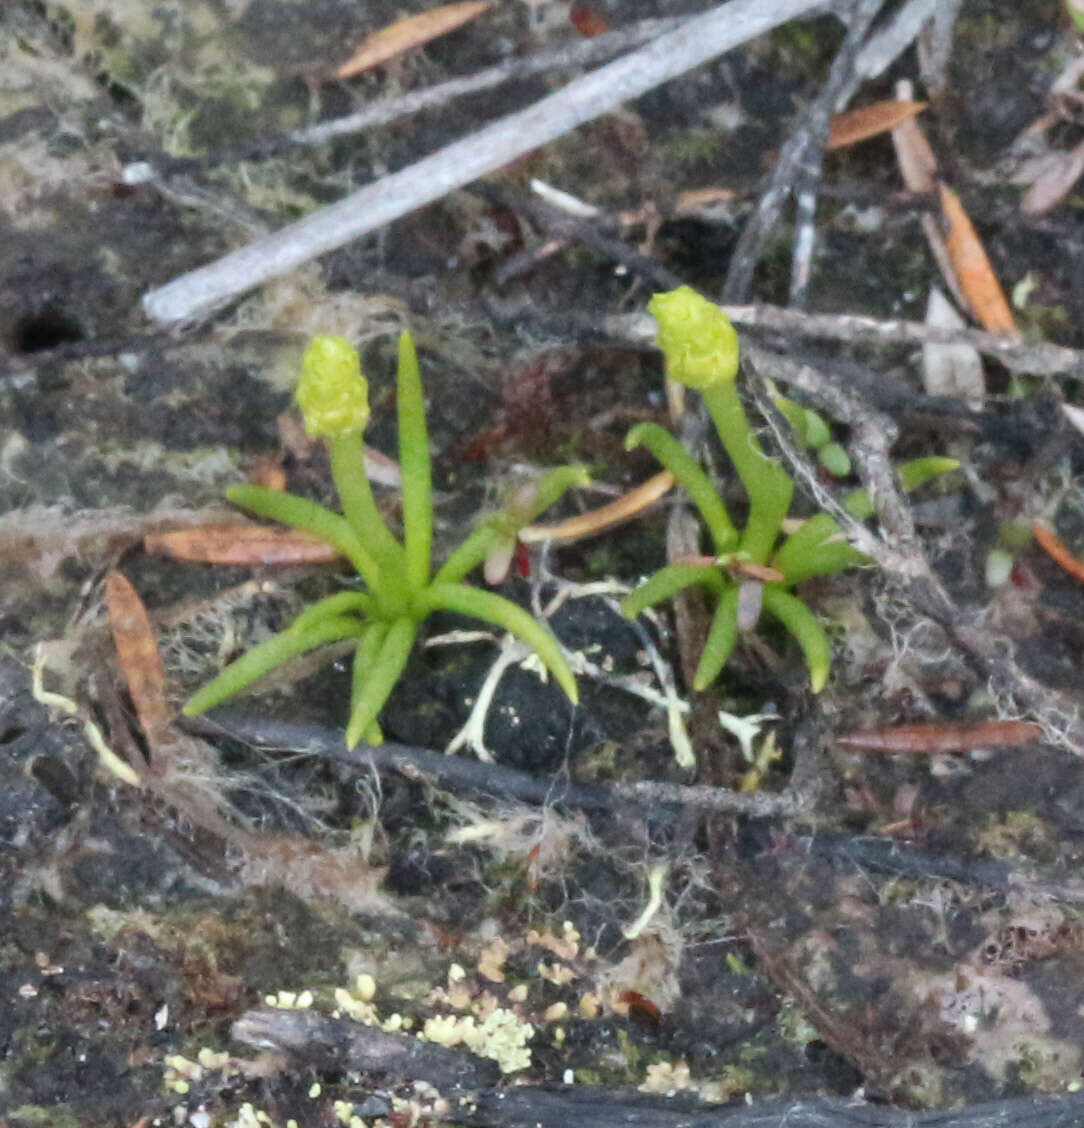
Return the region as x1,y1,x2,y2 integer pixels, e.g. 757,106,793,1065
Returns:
232,1008,500,1089
142,0,830,326
790,0,886,308
183,707,827,818
603,303,1084,380
231,1005,1084,1128
722,0,934,306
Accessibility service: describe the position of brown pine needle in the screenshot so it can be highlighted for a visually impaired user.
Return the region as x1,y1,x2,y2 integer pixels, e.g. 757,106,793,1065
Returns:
332,1,491,79
938,183,1019,338
836,719,1043,754
145,523,341,565
827,99,926,150
519,471,674,544
1033,523,1084,583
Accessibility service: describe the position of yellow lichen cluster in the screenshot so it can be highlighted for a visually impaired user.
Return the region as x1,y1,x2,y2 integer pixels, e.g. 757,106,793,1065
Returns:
422,1006,535,1074
639,1059,756,1104
264,988,315,1010
178,912,698,1123
163,1047,235,1095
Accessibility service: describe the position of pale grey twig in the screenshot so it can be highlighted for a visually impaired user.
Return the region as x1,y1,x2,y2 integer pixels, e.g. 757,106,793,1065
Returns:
724,0,943,306
916,0,965,95
142,0,830,327
603,304,1084,380
723,0,884,305
852,0,939,82
788,0,886,308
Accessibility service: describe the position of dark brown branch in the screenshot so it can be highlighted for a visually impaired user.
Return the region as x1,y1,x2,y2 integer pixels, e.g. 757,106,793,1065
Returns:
232,1006,1084,1128
232,1008,500,1089
181,708,826,818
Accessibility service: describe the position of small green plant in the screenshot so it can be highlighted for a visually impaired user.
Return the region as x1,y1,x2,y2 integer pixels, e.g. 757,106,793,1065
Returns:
622,286,957,694
772,392,851,478
184,334,583,747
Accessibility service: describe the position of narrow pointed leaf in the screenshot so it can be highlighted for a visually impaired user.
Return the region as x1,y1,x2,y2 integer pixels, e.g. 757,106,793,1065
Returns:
625,423,738,553
396,332,433,591
349,621,392,745
226,483,380,587
692,583,742,691
345,618,417,747
761,586,831,692
622,563,724,619
184,615,365,716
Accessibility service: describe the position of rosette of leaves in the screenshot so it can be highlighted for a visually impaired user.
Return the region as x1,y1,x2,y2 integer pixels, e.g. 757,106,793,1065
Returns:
623,286,957,694
184,334,582,748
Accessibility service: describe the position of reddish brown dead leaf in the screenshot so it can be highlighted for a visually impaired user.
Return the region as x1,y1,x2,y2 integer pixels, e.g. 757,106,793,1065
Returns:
827,99,927,151
1033,522,1084,583
939,183,1019,337
667,554,785,583
673,186,739,217
145,523,340,565
836,719,1042,754
104,570,169,749
332,1,491,79
570,4,610,36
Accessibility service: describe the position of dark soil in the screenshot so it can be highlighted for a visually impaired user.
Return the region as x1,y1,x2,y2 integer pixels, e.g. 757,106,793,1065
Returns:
1,1,1083,1126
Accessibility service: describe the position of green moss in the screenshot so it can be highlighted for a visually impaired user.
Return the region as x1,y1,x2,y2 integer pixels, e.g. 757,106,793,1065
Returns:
976,810,1058,865
7,1106,82,1128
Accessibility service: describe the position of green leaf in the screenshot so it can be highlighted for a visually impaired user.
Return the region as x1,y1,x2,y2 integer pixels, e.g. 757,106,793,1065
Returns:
434,524,500,587
226,483,380,588
434,465,589,587
396,331,433,591
183,615,365,717
761,586,831,692
803,409,831,450
692,583,742,691
290,590,375,634
346,619,413,748
621,563,725,619
817,442,850,477
625,423,738,553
